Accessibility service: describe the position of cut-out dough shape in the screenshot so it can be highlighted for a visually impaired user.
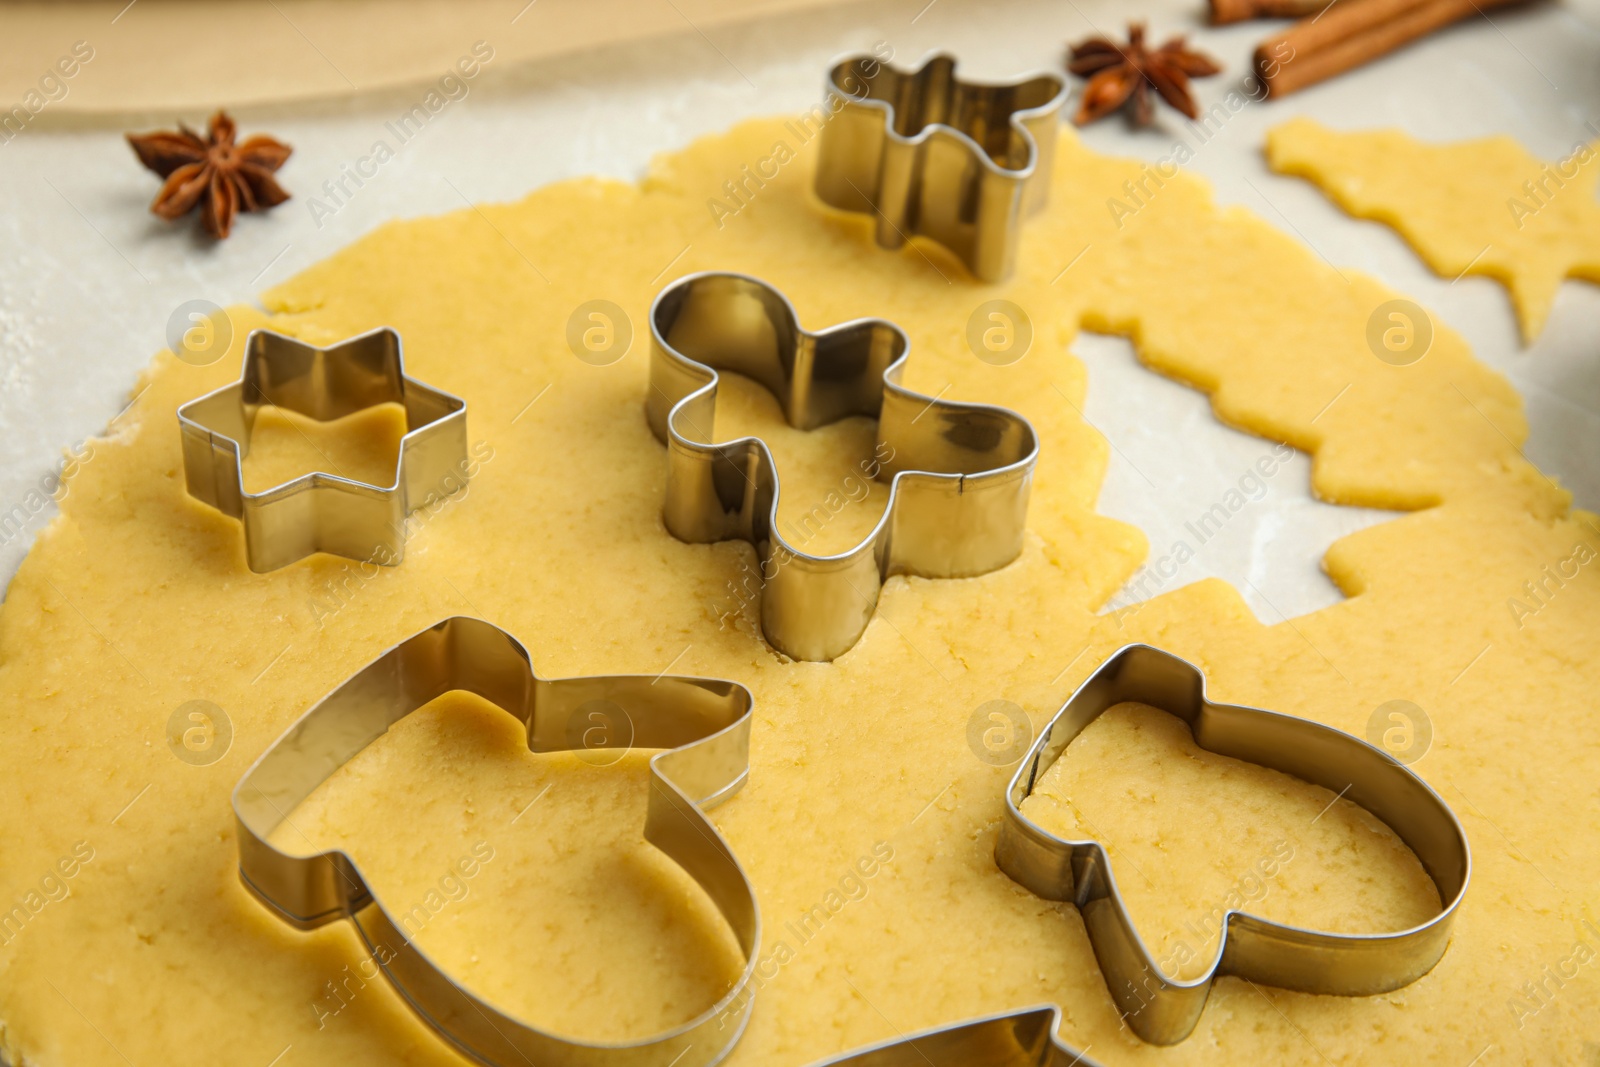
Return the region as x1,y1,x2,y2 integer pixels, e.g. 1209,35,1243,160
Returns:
233,616,759,1067
1267,116,1600,343
646,271,1037,662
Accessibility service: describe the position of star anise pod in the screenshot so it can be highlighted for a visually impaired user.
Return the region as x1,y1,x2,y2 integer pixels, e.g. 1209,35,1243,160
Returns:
1068,23,1222,127
126,110,292,239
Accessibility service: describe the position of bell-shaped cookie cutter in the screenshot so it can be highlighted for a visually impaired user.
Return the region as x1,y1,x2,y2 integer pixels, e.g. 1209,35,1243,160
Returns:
177,327,468,572
645,271,1038,662
997,644,1471,1044
233,616,760,1067
813,52,1068,282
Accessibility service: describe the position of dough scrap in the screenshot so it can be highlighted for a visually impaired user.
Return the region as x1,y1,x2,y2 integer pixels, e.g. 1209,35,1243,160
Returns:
0,117,1597,1067
1266,115,1600,343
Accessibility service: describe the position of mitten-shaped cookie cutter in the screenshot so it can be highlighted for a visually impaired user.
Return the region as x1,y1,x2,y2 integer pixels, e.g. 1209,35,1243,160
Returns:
233,616,760,1067
997,644,1471,1044
178,327,468,571
809,645,1471,1060
646,271,1038,662
814,52,1067,282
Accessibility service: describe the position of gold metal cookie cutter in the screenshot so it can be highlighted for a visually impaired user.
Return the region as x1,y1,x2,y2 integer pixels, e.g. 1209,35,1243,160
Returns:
178,327,468,572
807,1005,1102,1067
233,616,760,1067
809,645,1472,1060
645,271,1038,662
997,643,1471,1044
814,52,1068,282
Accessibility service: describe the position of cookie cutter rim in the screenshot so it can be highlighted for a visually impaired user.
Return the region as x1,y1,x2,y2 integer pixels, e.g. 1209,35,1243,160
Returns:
177,326,468,573
804,1004,1104,1067
645,270,1039,662
814,51,1069,282
996,643,1471,1045
232,615,760,1067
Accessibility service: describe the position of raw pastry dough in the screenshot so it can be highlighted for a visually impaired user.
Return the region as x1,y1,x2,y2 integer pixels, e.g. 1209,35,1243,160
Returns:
1267,115,1600,342
0,117,1596,1067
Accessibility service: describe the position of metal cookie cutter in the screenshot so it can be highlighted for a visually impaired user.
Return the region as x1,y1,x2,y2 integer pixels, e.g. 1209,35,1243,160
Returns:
808,646,1472,1061
996,644,1471,1044
233,616,760,1067
645,271,1038,662
178,327,468,572
807,1006,1103,1067
814,53,1068,282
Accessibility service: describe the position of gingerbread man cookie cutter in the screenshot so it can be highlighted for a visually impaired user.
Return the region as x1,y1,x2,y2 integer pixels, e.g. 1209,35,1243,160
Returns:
808,645,1471,1060
645,271,1038,662
814,52,1068,282
178,327,468,572
233,616,760,1067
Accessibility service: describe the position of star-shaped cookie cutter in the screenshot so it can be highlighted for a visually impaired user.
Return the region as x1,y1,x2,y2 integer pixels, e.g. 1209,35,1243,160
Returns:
233,616,760,1067
177,327,468,572
808,645,1472,1059
814,52,1068,282
645,272,1038,662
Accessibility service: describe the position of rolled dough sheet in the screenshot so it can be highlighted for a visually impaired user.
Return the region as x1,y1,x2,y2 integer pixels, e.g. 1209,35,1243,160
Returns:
1267,116,1600,343
0,117,1596,1067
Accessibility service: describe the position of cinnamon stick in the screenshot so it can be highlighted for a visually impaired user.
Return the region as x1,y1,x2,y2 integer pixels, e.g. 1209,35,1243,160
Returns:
1209,0,1331,25
1255,0,1530,98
